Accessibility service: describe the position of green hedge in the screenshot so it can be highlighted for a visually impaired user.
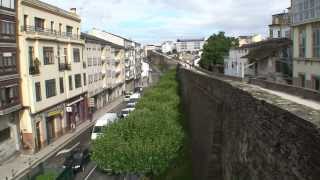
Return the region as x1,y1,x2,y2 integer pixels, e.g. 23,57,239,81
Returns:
92,70,185,176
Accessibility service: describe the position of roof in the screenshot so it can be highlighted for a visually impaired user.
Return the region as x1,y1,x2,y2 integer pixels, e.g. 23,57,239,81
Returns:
95,113,118,126
242,38,292,61
81,32,124,49
177,38,205,42
22,0,81,22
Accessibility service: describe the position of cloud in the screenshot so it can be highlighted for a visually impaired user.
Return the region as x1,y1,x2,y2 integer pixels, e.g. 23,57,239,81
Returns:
42,0,290,44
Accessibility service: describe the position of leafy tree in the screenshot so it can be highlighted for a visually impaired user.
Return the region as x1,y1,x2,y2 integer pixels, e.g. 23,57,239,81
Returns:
91,70,185,178
35,172,57,180
200,32,239,71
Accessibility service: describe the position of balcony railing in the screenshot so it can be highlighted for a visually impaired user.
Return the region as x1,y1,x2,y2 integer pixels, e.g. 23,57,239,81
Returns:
59,63,72,71
0,66,17,76
29,66,40,75
0,98,20,111
21,26,80,40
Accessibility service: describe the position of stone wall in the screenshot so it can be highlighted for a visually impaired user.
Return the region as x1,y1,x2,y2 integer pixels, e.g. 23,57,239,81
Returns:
249,78,320,102
178,67,320,180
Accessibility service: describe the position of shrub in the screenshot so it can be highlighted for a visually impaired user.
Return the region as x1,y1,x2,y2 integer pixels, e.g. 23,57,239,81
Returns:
92,70,184,177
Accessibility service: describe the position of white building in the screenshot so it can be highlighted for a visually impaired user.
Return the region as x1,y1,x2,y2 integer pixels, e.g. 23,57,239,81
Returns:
269,12,291,39
176,38,205,53
224,46,253,78
161,41,175,54
18,0,87,153
238,35,263,47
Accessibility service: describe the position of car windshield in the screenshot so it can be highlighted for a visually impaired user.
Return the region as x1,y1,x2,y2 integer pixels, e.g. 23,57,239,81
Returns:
126,104,134,108
93,126,102,133
122,110,129,114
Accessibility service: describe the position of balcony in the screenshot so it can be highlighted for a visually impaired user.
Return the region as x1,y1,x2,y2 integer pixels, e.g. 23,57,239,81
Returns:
0,66,17,76
29,66,40,75
21,26,80,40
59,63,72,71
0,98,21,115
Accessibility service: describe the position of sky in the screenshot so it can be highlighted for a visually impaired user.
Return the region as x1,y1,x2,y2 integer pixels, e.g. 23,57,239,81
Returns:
42,0,290,44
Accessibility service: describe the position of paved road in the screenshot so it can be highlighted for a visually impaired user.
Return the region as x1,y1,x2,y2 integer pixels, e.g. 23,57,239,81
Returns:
42,102,126,180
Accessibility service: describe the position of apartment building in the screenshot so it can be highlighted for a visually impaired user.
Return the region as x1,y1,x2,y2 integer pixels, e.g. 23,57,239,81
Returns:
124,39,135,91
88,29,126,96
18,0,87,153
291,0,320,90
81,33,124,113
134,42,143,87
0,0,22,162
269,12,291,39
176,38,205,53
161,41,175,54
238,35,263,47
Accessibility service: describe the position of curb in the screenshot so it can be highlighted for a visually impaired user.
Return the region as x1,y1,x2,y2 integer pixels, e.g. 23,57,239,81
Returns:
12,98,123,180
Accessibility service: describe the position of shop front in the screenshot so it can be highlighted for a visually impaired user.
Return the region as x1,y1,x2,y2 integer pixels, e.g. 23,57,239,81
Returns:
44,105,65,144
66,95,88,130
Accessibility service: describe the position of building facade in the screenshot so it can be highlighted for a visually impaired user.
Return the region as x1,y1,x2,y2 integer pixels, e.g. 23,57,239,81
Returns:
124,39,135,91
18,0,87,153
224,46,253,78
269,12,291,39
292,0,320,90
0,0,22,162
82,33,124,113
176,38,205,53
161,41,175,54
238,35,263,47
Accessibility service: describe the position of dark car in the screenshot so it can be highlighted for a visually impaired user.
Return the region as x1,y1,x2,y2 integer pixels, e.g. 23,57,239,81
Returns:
63,148,90,173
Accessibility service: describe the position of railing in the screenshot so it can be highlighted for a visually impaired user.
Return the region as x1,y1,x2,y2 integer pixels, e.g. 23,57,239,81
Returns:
0,98,20,111
0,66,17,75
59,63,72,71
29,66,40,75
21,26,80,40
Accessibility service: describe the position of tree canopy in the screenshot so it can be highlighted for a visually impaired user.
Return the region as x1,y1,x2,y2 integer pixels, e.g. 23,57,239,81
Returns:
200,32,239,70
91,70,184,177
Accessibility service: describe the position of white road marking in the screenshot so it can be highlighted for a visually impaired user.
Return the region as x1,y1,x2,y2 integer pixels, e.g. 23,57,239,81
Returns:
84,165,97,180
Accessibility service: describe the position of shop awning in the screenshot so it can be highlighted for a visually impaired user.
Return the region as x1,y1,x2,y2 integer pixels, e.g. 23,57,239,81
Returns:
67,97,84,106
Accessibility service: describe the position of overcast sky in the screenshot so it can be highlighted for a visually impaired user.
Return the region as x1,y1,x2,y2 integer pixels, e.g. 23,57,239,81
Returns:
43,0,290,44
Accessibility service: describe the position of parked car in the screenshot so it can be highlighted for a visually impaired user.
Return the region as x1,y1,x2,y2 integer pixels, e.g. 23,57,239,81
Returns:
62,148,90,173
91,113,118,140
124,95,131,102
126,103,135,109
127,99,138,107
134,87,143,93
120,108,135,118
130,93,141,100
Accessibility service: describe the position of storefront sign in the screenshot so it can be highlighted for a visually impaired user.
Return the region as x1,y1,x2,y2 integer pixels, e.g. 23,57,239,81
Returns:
45,105,64,117
47,110,62,117
66,107,73,112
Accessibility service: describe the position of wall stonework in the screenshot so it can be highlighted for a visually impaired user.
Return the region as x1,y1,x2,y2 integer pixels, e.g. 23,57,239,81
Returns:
178,68,320,180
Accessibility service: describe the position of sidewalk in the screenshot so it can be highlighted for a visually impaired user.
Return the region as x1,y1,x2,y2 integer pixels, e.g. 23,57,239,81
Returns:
0,97,123,180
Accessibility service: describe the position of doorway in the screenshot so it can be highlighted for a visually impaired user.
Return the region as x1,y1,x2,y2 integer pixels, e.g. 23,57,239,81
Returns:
46,117,55,144
35,122,41,151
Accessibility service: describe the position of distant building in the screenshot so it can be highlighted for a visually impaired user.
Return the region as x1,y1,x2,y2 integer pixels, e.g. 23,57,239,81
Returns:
238,35,263,47
0,0,22,162
144,44,161,57
291,0,320,90
176,38,205,53
269,12,291,39
161,41,175,54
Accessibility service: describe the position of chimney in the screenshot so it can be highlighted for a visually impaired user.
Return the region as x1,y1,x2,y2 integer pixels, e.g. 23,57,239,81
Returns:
70,8,77,14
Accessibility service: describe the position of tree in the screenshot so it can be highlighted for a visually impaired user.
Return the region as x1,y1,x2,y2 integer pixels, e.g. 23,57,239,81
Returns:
200,32,238,71
91,70,185,178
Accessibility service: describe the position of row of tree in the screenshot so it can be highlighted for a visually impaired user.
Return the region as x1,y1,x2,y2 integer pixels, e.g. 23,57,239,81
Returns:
91,70,185,178
200,32,239,72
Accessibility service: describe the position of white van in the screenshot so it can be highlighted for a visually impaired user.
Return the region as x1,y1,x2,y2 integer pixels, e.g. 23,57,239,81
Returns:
91,113,118,140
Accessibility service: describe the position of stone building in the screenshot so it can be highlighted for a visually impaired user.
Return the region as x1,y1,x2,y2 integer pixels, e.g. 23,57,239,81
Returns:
0,0,22,162
292,0,320,90
269,12,291,39
18,0,88,153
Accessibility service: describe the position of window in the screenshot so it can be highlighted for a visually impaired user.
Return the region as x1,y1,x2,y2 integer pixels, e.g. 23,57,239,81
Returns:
270,29,273,38
83,73,87,86
0,0,15,9
59,77,64,94
73,48,80,62
59,23,62,34
0,86,19,108
64,48,68,63
50,21,54,32
69,75,73,90
277,30,281,38
313,26,320,58
24,15,28,28
45,79,56,98
34,17,44,31
29,47,34,66
0,20,15,35
66,26,73,36
0,128,10,143
43,47,54,65
35,82,41,102
0,52,16,69
299,28,306,58
75,74,82,88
